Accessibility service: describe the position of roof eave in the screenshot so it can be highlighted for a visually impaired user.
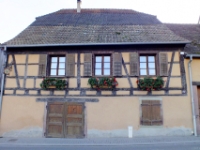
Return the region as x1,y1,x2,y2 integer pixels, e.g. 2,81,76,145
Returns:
4,41,190,48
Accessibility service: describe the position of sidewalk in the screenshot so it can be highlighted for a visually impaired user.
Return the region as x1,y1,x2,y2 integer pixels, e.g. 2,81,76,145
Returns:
0,136,200,146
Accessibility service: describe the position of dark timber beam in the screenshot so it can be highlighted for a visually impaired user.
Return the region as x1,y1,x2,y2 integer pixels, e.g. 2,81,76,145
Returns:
12,54,20,88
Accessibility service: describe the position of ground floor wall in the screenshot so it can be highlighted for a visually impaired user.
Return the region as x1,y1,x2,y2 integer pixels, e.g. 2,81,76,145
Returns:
0,96,193,137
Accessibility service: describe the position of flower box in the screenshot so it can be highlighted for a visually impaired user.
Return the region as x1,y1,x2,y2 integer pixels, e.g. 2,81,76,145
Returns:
88,77,118,90
137,77,164,91
40,78,68,90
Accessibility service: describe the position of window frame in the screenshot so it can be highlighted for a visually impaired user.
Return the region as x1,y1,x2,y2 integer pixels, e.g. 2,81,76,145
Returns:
138,52,159,76
48,55,66,77
92,52,113,76
139,97,163,126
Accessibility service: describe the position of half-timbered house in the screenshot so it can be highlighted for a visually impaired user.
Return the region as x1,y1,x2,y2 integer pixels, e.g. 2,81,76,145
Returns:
0,7,195,138
166,24,200,136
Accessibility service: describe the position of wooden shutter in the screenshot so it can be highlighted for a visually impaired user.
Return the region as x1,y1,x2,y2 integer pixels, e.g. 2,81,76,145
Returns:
151,101,162,125
84,53,92,76
66,54,75,76
38,54,47,76
113,53,122,76
130,52,139,76
141,100,162,126
159,53,168,76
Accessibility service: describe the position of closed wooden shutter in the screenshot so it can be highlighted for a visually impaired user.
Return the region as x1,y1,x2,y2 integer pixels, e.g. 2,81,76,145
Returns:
84,53,92,76
130,52,139,76
141,100,162,126
38,54,47,76
159,53,168,76
113,53,122,76
66,54,75,76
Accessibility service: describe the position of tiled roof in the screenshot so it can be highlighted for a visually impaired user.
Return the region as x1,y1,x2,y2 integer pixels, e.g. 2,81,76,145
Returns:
166,24,200,54
5,9,187,46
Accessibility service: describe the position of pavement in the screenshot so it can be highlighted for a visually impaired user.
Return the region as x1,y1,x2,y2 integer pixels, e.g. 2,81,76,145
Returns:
0,136,200,146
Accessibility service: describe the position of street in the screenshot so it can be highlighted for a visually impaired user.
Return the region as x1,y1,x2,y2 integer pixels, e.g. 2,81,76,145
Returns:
1,142,200,150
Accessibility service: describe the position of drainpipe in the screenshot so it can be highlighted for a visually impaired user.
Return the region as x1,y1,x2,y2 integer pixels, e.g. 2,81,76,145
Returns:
188,55,197,136
0,46,6,117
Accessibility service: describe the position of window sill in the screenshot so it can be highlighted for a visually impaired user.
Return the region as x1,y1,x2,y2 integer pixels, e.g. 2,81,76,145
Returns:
140,125,163,128
48,76,66,78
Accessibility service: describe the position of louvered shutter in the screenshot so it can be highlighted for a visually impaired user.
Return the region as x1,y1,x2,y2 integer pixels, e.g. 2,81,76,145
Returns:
84,53,92,76
38,54,47,76
113,53,122,76
66,54,75,76
159,53,168,76
130,52,139,76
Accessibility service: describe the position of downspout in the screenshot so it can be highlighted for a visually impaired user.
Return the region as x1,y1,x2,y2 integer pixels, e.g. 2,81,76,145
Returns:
188,55,197,136
0,46,6,117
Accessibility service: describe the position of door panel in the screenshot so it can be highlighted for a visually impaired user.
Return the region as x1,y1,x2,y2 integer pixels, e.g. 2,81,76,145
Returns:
46,102,64,138
196,86,200,135
46,102,84,138
65,103,84,138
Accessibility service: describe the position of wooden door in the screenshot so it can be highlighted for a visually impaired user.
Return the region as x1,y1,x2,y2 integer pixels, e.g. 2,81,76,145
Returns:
196,86,200,135
46,102,64,138
65,103,84,138
46,102,84,138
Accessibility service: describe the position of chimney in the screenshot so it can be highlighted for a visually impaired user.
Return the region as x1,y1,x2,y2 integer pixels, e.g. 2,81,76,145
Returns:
77,0,81,13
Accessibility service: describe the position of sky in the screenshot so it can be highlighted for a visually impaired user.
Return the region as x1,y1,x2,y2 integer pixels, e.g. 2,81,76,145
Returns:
0,0,200,44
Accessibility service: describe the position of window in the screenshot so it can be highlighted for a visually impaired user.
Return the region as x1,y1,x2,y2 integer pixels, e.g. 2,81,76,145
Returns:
95,55,111,76
50,56,66,76
140,100,162,126
140,56,156,76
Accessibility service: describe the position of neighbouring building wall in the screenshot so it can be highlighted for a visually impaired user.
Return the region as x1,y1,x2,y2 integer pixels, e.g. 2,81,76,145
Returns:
0,48,194,137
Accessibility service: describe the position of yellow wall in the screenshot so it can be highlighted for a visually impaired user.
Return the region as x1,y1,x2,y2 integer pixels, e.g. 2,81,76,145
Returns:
1,51,194,137
0,96,45,137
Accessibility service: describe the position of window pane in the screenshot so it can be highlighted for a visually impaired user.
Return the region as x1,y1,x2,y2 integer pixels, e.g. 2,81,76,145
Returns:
51,63,57,68
51,57,58,63
140,56,146,62
59,57,66,62
104,69,110,75
96,56,102,62
59,63,65,69
104,63,110,68
104,56,110,62
58,69,65,75
140,69,147,75
149,69,156,75
95,63,102,68
148,56,155,62
95,69,102,75
140,63,146,69
148,63,155,68
50,69,57,75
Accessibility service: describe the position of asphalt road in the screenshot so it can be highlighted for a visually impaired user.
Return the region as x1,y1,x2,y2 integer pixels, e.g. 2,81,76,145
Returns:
1,142,200,150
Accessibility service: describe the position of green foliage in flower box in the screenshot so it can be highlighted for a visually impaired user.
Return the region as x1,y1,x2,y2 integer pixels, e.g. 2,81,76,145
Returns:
88,77,118,89
137,77,164,91
40,78,67,90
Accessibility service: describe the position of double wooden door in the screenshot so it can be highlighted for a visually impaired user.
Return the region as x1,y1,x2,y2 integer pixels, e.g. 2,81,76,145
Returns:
46,102,84,138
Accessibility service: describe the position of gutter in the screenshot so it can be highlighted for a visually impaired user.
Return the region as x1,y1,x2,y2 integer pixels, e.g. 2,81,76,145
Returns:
4,41,190,48
186,53,200,137
0,46,6,117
